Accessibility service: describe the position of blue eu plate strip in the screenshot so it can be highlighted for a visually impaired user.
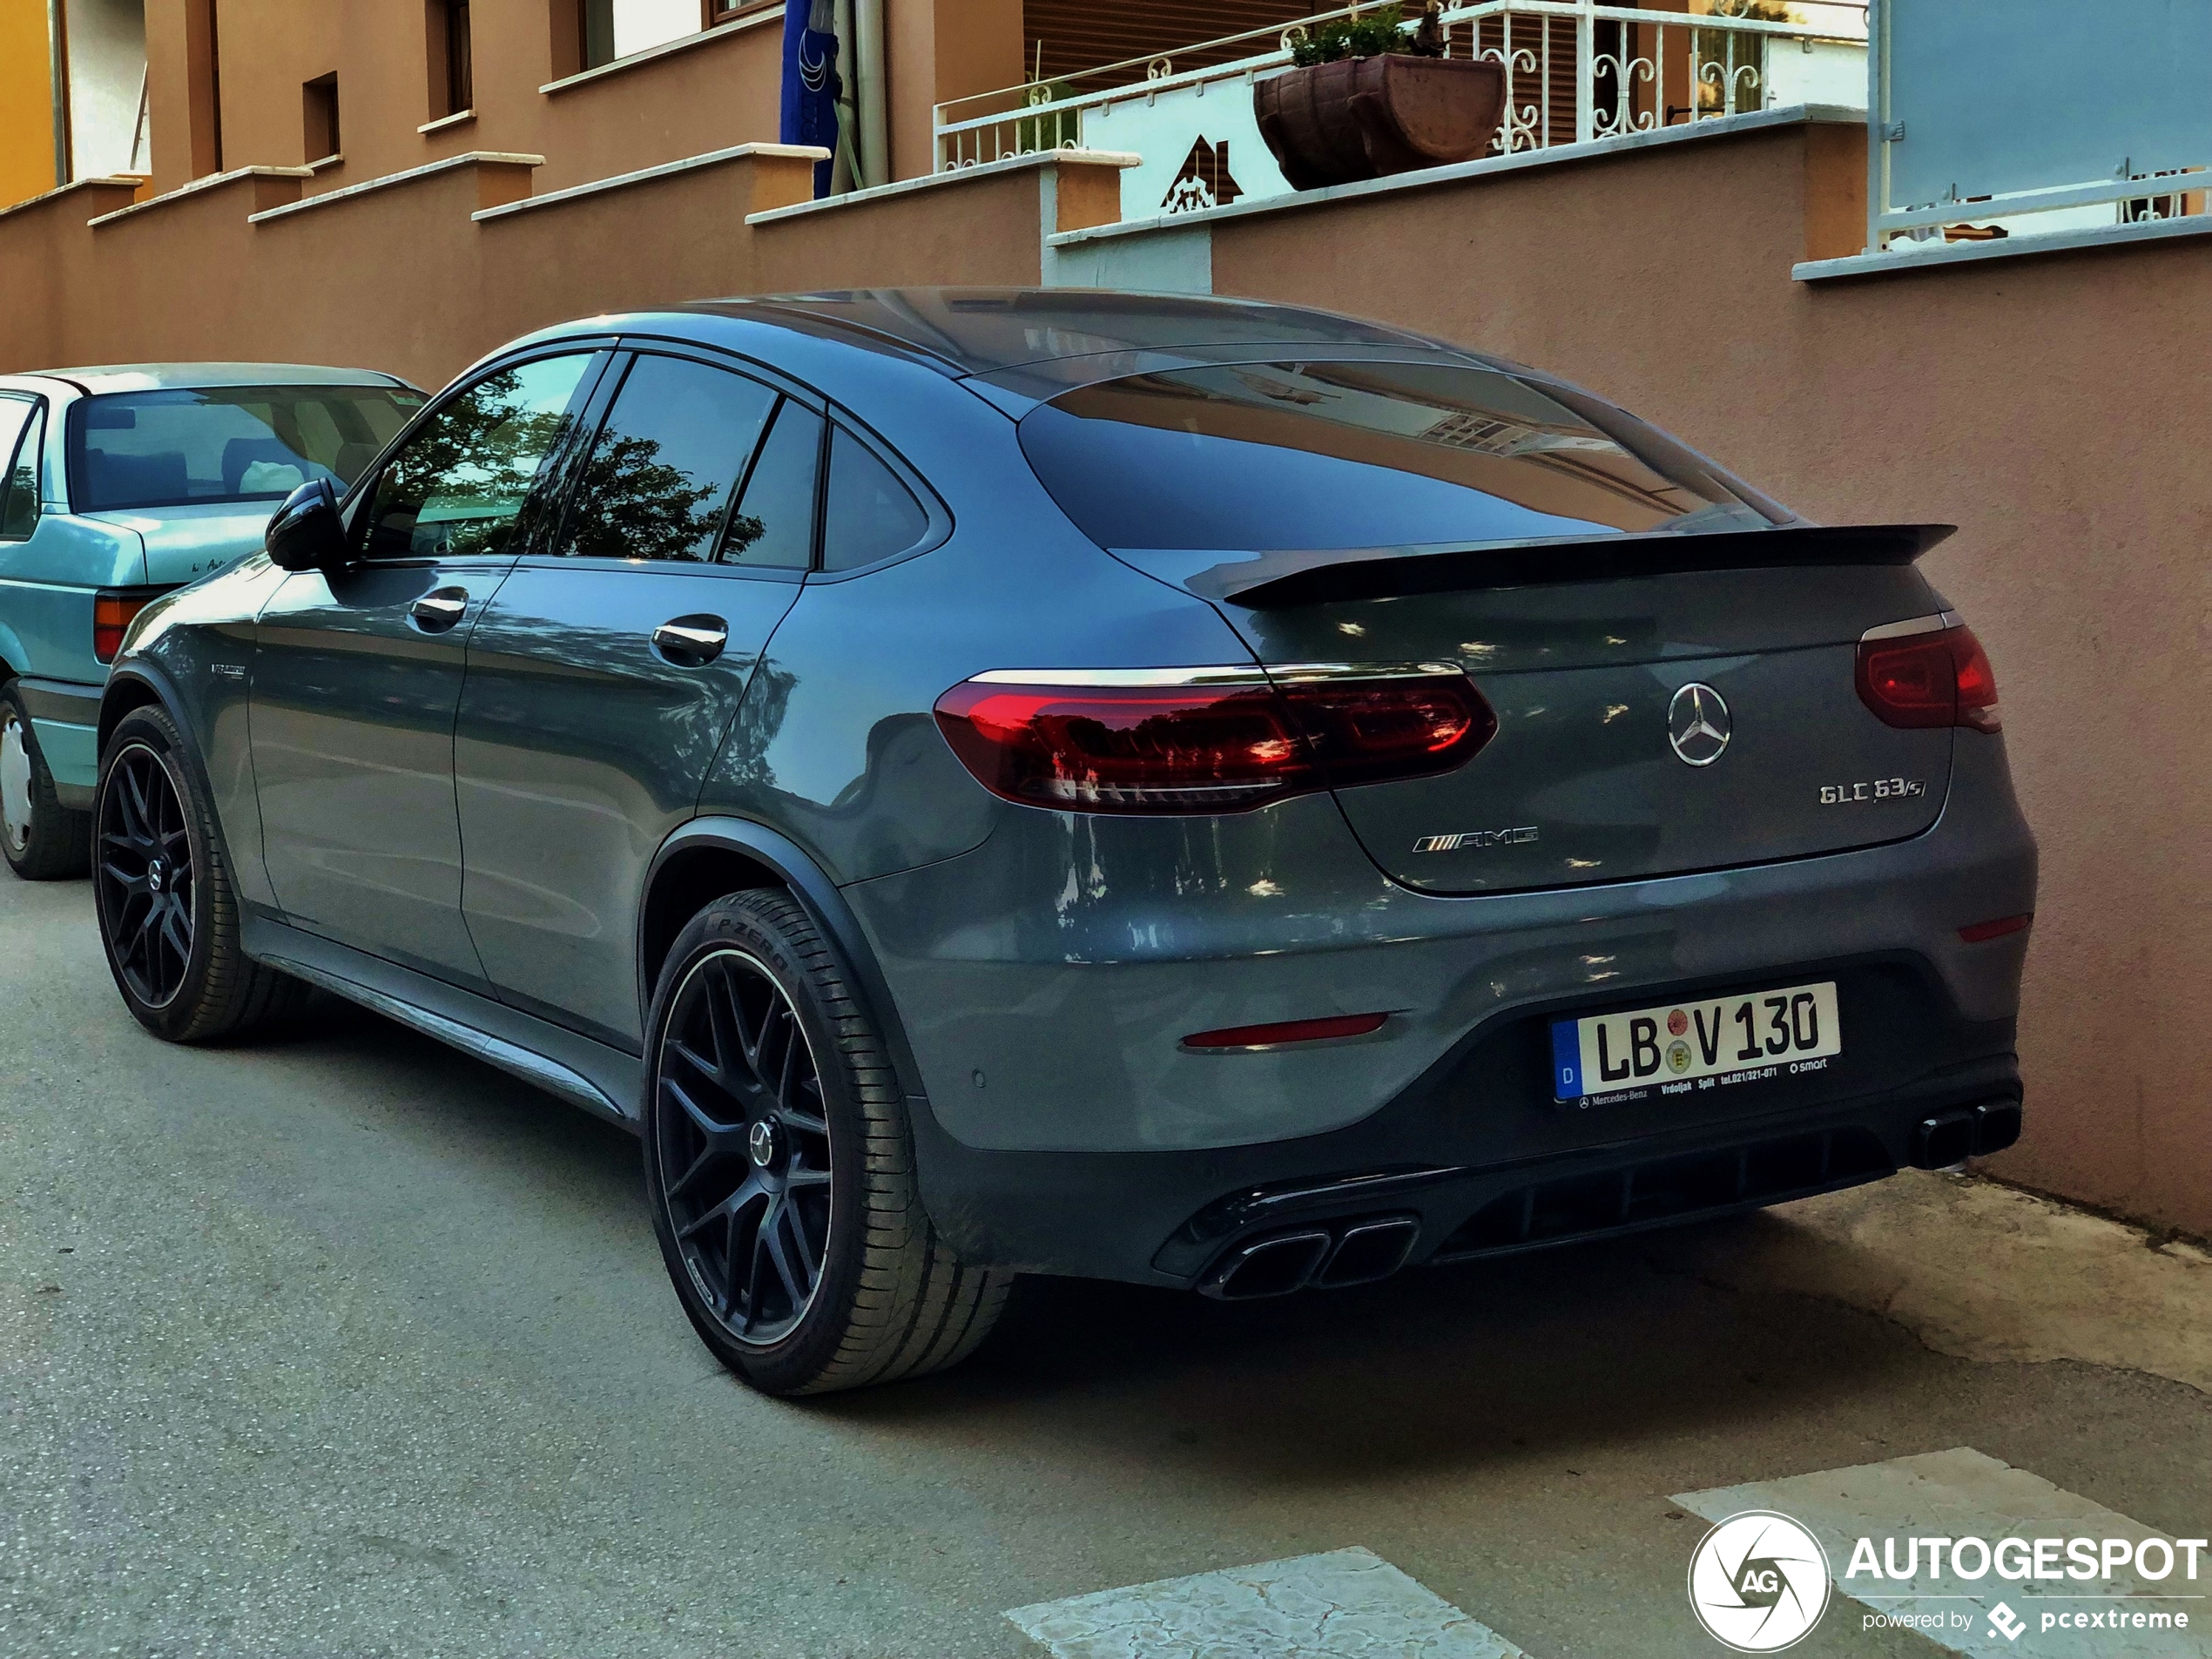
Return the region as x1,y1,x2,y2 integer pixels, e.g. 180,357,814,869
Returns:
1551,1019,1581,1102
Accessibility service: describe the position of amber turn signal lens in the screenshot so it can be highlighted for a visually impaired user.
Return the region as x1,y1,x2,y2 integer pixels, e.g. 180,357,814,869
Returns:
93,590,156,664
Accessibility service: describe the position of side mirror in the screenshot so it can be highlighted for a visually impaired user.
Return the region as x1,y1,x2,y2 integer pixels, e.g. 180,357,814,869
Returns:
265,476,347,572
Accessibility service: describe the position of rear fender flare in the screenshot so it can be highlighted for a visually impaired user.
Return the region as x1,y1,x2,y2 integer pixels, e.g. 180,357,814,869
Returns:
94,664,234,860
638,817,930,1112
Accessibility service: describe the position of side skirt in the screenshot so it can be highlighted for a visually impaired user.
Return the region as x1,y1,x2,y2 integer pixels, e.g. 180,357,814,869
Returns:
240,911,644,1130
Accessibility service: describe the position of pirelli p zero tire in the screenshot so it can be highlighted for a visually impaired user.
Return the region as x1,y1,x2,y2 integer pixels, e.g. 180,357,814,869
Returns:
92,705,307,1043
643,889,1012,1397
1,685,91,880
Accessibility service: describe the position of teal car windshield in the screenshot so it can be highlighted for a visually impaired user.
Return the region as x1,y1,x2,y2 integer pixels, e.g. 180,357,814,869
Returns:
68,384,423,512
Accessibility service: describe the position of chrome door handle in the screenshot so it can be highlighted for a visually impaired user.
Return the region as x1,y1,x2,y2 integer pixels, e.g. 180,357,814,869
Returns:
409,588,469,633
651,616,728,666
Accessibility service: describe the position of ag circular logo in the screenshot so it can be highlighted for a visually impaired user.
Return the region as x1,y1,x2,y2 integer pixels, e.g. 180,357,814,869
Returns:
1686,1510,1831,1652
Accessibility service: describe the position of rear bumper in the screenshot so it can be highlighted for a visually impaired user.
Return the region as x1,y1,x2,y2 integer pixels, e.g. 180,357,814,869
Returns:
850,732,2035,1287
15,678,102,803
907,953,2021,1286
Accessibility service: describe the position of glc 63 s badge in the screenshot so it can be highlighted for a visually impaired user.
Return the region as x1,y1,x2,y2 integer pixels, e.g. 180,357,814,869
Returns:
1820,779,1926,805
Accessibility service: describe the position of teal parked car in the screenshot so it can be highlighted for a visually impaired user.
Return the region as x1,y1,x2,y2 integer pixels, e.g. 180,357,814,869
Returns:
0,364,422,879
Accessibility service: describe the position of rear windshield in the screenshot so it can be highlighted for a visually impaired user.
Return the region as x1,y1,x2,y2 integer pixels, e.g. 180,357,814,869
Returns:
1016,360,1777,551
69,384,423,511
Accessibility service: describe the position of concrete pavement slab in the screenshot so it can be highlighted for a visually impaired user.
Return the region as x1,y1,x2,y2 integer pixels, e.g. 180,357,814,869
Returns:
1,872,2205,1657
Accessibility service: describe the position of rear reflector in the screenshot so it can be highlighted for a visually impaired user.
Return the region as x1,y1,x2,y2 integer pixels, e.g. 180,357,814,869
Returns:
1958,913,2032,943
1182,1013,1389,1050
934,669,1494,814
1855,624,2001,732
93,590,158,664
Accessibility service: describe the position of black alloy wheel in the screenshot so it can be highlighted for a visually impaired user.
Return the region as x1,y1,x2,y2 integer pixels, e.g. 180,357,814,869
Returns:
642,890,1012,1395
91,704,307,1043
653,947,834,1346
96,740,197,1008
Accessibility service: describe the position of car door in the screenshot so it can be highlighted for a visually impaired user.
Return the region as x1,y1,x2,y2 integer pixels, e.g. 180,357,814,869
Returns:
454,347,820,1049
249,349,604,987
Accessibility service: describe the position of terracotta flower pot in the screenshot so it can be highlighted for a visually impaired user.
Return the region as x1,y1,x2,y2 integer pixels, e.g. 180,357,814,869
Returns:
1254,54,1507,191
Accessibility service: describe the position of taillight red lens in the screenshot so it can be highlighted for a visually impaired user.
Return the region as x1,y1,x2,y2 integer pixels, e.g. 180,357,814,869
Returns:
1854,624,2000,732
1275,674,1499,788
933,671,1494,814
93,590,155,664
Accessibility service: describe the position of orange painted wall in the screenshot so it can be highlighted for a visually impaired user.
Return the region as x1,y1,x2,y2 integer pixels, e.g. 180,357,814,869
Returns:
129,0,1021,206
1,0,57,208
162,0,788,198
887,0,1023,181
0,148,1074,388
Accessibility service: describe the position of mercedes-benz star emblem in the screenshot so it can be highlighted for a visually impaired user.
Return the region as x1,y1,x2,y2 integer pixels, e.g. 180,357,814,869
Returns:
1668,682,1732,767
748,1120,777,1168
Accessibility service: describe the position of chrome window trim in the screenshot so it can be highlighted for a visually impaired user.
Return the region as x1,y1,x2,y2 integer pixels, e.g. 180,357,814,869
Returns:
1859,610,1960,643
968,666,1269,688
968,662,1462,689
1267,661,1464,683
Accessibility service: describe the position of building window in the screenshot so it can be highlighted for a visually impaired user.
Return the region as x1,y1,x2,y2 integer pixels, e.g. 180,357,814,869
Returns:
428,0,473,118
581,0,617,70
185,0,222,176
566,0,709,73
301,71,340,163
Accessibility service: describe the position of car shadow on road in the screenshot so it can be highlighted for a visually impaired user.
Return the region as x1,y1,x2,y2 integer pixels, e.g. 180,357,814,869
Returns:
810,1221,1935,1489
271,996,1936,1488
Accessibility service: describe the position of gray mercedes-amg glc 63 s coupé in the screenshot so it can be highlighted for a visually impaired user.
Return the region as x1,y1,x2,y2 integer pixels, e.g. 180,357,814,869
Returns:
90,290,2036,1394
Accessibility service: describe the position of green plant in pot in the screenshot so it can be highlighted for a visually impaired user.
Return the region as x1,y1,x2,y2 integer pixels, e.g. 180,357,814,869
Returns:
1257,3,1507,190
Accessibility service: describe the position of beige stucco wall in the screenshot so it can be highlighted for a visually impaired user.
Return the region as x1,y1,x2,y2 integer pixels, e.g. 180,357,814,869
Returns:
0,115,2201,1234
1195,124,2209,1235
153,0,788,198
127,0,1024,208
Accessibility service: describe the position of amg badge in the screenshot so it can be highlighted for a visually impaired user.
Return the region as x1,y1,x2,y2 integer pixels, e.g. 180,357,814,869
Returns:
1413,826,1538,853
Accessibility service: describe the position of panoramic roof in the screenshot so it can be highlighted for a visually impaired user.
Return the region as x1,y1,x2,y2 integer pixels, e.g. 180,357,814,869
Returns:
680,288,1447,375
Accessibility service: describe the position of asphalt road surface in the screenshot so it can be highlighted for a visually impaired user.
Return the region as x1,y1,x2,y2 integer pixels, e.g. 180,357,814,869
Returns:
3,871,2205,1658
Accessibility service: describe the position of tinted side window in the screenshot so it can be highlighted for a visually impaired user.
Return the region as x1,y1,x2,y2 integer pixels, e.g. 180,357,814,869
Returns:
0,400,38,541
821,425,927,571
361,354,594,562
720,400,821,570
561,354,777,563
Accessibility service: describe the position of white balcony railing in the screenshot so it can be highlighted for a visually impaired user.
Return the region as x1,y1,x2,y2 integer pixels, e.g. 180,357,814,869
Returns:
935,1,1868,218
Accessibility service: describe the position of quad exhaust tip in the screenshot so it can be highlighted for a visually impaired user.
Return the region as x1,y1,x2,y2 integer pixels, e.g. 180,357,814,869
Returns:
1912,1097,2023,1170
1200,1215,1421,1300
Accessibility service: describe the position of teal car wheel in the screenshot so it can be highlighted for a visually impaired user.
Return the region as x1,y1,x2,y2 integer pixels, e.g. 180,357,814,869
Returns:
0,686,89,881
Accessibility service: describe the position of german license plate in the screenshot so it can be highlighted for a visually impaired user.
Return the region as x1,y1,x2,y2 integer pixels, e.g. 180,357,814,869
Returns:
1550,981,1842,1106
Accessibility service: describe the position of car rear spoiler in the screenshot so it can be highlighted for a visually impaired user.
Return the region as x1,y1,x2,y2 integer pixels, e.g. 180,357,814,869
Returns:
1177,523,1958,609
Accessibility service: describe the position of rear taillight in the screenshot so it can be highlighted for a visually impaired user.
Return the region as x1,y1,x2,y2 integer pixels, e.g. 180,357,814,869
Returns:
1854,624,2000,732
93,590,157,664
933,667,1495,814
